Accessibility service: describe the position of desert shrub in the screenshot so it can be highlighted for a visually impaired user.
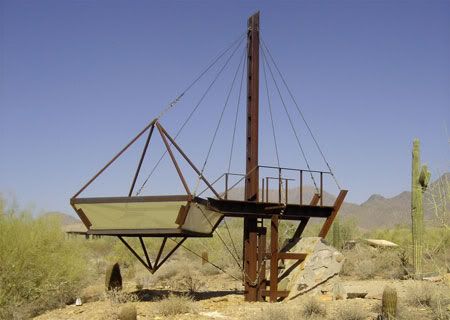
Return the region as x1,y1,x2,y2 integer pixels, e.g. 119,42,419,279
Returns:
406,282,450,320
105,289,138,304
355,259,378,280
186,219,243,270
407,282,437,307
149,260,205,293
336,304,368,320
83,237,115,274
328,217,360,249
200,262,222,276
303,217,361,245
151,260,182,285
153,294,196,316
134,273,151,290
171,269,205,294
225,263,244,282
367,225,450,275
396,303,432,320
341,243,406,279
332,282,347,300
0,208,87,319
407,282,448,307
108,240,137,278
302,296,326,318
118,304,137,320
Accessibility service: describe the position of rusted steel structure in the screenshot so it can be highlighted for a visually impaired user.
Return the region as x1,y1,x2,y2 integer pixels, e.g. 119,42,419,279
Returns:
244,12,260,301
71,11,348,302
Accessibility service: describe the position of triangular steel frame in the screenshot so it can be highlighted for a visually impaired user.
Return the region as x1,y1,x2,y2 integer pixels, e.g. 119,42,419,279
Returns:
118,236,186,274
71,119,220,201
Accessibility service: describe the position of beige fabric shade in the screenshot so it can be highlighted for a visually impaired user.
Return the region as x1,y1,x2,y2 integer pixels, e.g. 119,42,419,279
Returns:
72,195,222,235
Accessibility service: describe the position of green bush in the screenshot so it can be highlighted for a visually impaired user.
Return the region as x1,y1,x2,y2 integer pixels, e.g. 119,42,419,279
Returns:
0,204,87,319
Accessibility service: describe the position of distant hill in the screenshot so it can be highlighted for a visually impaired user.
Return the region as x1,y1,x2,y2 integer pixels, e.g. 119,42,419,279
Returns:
40,211,81,225
226,172,449,229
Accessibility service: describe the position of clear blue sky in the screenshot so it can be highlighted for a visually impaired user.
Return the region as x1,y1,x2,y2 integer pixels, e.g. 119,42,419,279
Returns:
1,0,449,215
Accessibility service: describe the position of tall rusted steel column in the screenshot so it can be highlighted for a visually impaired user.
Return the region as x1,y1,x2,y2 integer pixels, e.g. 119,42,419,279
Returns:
243,11,260,302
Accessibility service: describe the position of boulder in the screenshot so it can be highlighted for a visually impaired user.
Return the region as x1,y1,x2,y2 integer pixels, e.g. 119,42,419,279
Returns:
281,237,345,300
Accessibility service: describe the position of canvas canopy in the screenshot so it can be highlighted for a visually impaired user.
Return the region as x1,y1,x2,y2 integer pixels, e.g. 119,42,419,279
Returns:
72,195,223,236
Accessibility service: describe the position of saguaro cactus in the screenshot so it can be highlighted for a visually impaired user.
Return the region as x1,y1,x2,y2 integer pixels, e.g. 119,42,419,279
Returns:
332,217,342,250
411,139,431,278
381,286,397,319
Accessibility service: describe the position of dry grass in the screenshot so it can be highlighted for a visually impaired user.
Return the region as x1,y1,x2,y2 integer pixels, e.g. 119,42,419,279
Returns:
367,225,450,275
199,263,222,276
335,304,368,320
171,270,205,294
104,289,138,304
118,304,137,320
406,282,450,319
255,304,292,320
225,263,244,282
148,260,205,294
341,243,407,279
407,282,439,308
302,296,327,318
153,261,180,282
152,294,196,316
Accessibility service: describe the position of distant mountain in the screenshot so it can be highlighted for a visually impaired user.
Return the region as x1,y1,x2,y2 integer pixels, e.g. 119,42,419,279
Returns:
40,211,81,225
225,173,449,229
345,172,448,228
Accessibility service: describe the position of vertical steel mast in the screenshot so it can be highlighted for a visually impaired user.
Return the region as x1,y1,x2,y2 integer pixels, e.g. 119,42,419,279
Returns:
243,11,260,302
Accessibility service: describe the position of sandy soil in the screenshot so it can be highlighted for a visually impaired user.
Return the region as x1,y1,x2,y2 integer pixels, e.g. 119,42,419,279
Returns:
34,276,448,320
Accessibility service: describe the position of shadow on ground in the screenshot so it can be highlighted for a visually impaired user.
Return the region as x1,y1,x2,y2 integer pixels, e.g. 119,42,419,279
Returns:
133,289,244,302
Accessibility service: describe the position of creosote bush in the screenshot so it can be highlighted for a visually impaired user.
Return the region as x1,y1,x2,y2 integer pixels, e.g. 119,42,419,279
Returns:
0,205,87,319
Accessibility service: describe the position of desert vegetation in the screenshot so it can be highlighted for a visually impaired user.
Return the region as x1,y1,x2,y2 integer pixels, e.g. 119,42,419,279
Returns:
0,198,87,319
1,182,449,320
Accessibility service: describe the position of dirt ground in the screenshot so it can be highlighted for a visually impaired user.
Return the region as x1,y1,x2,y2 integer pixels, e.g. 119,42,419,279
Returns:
34,274,449,320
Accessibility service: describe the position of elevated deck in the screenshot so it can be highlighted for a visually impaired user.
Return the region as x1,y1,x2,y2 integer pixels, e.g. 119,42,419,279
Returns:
207,198,333,220
71,195,222,237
